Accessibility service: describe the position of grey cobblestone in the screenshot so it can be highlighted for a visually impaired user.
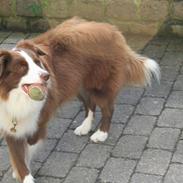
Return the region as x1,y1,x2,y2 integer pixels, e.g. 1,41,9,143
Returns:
0,147,10,177
143,43,167,60
64,167,98,183
116,87,144,105
34,139,58,163
172,140,183,164
99,158,136,183
158,108,183,128
104,123,124,145
145,81,172,98
36,177,62,183
164,164,183,183
136,149,172,175
166,91,183,108
112,104,134,123
124,115,156,136
173,75,183,90
148,127,180,150
131,173,162,183
136,97,165,115
48,117,72,139
77,144,112,169
56,130,88,153
3,32,28,44
160,51,183,66
161,66,179,82
112,135,148,159
39,152,78,178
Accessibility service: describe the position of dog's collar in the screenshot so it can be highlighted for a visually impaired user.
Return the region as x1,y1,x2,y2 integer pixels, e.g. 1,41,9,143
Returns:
10,117,17,133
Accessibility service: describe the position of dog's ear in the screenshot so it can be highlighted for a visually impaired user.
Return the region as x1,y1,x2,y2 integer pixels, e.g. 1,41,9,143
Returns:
0,50,11,77
34,45,48,56
17,40,48,56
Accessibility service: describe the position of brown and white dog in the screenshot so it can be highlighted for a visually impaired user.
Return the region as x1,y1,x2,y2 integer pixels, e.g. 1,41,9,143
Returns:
0,17,160,183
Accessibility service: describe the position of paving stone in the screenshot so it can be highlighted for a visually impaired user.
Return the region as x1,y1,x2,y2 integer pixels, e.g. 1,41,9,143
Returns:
112,104,134,123
131,173,162,183
0,32,11,43
0,44,15,50
56,130,88,153
136,149,171,175
104,123,124,145
143,43,166,60
99,158,136,183
150,37,169,46
39,152,77,178
161,66,179,82
34,139,58,163
145,81,172,98
174,75,183,90
116,87,144,105
136,97,164,115
48,117,72,139
36,177,62,183
158,108,183,128
172,140,183,164
27,33,40,39
77,144,112,169
164,164,183,183
58,101,81,119
167,39,183,52
166,91,183,108
3,32,28,44
161,52,183,66
1,168,13,183
124,115,156,136
148,127,180,150
31,161,42,176
64,167,98,183
113,135,147,159
0,147,10,177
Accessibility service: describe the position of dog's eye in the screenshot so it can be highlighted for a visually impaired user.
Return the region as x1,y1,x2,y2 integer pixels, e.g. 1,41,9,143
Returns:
34,60,41,67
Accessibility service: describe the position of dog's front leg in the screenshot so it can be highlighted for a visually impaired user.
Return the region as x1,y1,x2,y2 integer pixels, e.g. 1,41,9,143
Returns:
5,136,34,183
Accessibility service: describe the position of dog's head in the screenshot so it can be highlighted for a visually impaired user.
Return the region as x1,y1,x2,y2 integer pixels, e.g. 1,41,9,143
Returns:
0,41,50,100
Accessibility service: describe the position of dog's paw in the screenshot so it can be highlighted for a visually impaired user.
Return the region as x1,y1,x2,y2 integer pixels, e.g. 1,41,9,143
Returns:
74,124,91,136
90,130,108,143
23,174,35,183
12,171,17,179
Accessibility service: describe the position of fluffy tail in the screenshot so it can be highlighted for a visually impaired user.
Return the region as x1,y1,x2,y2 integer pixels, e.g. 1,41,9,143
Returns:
125,53,160,86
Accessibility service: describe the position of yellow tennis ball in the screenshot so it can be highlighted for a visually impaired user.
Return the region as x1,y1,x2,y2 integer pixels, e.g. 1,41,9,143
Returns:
28,86,45,101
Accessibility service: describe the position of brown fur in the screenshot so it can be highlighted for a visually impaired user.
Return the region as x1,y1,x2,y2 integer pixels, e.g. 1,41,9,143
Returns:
1,17,159,182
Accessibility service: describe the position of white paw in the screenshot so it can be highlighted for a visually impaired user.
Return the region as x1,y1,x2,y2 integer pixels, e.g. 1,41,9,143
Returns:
12,171,17,179
90,130,108,143
23,174,35,183
74,124,91,136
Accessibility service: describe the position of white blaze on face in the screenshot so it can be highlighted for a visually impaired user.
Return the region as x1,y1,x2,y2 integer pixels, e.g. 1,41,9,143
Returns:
17,50,48,85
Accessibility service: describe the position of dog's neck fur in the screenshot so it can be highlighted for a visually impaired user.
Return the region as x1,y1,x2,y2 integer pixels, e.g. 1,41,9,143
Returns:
0,87,46,138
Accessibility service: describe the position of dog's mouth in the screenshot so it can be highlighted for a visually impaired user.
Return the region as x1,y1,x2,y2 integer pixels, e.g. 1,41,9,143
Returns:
22,83,47,94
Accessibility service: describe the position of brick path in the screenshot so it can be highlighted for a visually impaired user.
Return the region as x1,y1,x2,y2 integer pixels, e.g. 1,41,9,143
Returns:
0,32,183,183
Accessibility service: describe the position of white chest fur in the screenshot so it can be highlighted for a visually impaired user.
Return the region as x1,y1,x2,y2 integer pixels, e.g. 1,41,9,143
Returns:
0,88,45,138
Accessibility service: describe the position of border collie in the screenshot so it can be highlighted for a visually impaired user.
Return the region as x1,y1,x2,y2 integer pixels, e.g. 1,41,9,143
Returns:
0,17,160,183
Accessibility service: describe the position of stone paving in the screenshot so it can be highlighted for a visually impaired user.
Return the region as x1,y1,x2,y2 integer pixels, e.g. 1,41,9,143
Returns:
0,32,183,183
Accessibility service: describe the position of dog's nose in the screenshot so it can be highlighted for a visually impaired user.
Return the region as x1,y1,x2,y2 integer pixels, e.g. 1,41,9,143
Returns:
40,72,50,81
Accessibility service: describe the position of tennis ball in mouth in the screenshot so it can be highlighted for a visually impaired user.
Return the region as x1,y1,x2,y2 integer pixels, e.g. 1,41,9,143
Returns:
28,85,45,101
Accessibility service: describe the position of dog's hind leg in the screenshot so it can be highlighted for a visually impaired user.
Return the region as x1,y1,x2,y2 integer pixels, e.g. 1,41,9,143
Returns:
74,92,96,136
90,99,114,143
5,136,35,183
